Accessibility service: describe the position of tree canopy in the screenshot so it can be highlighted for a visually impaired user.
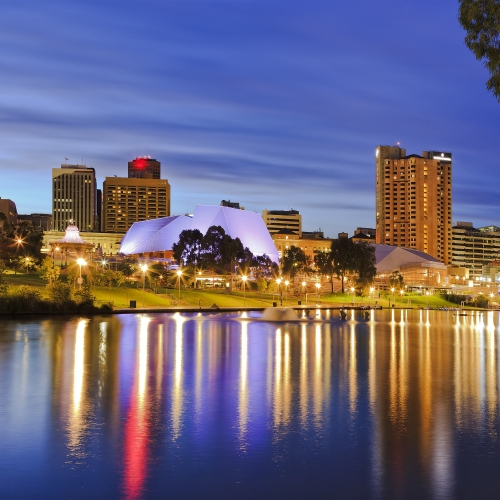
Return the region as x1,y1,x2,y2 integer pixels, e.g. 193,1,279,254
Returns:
459,0,500,102
281,245,309,279
328,237,377,293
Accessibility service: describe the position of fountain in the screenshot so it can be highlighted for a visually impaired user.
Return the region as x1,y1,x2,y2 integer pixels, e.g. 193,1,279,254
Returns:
261,307,300,322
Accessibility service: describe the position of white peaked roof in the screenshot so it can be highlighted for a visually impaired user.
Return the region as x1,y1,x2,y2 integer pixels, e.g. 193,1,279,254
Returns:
373,244,446,273
120,205,279,263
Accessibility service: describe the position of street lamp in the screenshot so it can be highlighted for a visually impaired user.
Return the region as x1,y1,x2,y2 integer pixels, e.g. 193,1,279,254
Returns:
369,286,374,305
177,269,182,301
101,259,107,270
25,256,31,274
316,282,321,300
426,291,430,308
285,280,289,304
391,287,395,306
140,264,148,307
242,275,248,307
77,258,87,287
350,286,355,305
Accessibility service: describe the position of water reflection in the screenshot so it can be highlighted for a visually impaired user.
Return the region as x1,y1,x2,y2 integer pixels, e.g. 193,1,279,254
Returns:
2,311,500,499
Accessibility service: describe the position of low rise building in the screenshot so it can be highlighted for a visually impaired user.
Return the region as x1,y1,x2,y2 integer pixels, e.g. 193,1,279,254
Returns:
272,229,333,262
263,209,302,237
17,213,52,231
0,197,18,225
451,222,500,280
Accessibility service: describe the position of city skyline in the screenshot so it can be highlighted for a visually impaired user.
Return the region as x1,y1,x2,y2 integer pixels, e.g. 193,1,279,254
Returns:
1,1,499,237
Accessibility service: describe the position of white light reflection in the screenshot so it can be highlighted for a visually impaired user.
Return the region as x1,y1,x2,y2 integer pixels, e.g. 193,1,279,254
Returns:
68,319,88,454
172,313,186,440
349,321,357,415
138,317,150,400
238,319,249,445
73,319,87,412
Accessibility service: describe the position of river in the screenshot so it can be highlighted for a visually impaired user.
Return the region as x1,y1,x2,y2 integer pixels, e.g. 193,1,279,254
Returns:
1,309,500,499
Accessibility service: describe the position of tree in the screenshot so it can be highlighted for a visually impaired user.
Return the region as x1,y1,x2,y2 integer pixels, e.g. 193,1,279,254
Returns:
0,259,8,295
200,225,226,280
281,245,309,279
172,229,204,267
314,251,335,293
389,270,405,291
38,257,60,284
14,221,44,259
117,256,137,278
330,237,356,293
352,241,377,290
459,0,500,102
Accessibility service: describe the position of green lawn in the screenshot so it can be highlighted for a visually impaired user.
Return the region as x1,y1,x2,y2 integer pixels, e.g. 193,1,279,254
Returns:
2,271,471,309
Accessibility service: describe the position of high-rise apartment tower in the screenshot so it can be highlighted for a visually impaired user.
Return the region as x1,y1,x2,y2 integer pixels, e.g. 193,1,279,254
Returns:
128,157,161,179
375,145,452,263
52,164,97,232
103,177,170,233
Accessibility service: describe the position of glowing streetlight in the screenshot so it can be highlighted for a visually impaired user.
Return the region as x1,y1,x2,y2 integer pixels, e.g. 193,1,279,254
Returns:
350,286,355,305
241,275,248,307
76,258,87,287
140,264,148,307
176,269,182,301
285,280,290,304
316,282,321,300
24,256,32,274
369,286,374,305
101,259,107,270
276,277,282,305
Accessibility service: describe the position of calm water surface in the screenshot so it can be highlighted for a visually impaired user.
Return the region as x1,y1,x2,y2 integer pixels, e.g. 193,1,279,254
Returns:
1,310,500,499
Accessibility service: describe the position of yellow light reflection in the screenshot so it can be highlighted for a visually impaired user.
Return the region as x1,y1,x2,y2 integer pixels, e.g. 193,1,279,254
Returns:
300,324,308,426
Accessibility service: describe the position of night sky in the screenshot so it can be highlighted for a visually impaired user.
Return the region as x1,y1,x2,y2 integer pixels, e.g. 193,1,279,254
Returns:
1,0,498,238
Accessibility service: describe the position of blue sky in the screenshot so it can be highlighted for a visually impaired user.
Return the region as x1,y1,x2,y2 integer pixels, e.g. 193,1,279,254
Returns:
1,0,498,237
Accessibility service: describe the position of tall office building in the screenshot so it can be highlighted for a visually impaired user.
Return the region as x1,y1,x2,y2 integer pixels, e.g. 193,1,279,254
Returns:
128,157,161,179
375,145,452,263
102,177,170,233
262,209,302,237
52,164,97,232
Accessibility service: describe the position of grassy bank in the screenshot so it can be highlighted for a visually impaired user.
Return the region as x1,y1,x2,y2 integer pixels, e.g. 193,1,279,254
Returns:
2,270,468,310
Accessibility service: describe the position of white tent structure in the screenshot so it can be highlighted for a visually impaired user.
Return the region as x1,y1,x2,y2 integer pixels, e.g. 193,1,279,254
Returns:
373,245,445,273
373,244,447,286
120,205,279,263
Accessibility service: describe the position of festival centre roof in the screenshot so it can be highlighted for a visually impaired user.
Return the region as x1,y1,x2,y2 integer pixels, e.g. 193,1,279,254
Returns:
373,244,446,273
120,205,279,263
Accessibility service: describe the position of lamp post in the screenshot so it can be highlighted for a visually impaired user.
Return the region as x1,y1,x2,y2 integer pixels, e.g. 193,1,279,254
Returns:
101,259,107,271
426,291,429,309
316,282,321,300
77,258,86,287
369,286,374,306
25,256,31,274
140,264,148,307
177,269,182,301
242,275,248,307
301,281,306,301
285,280,289,305
350,286,355,305
276,277,282,305
391,287,395,306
